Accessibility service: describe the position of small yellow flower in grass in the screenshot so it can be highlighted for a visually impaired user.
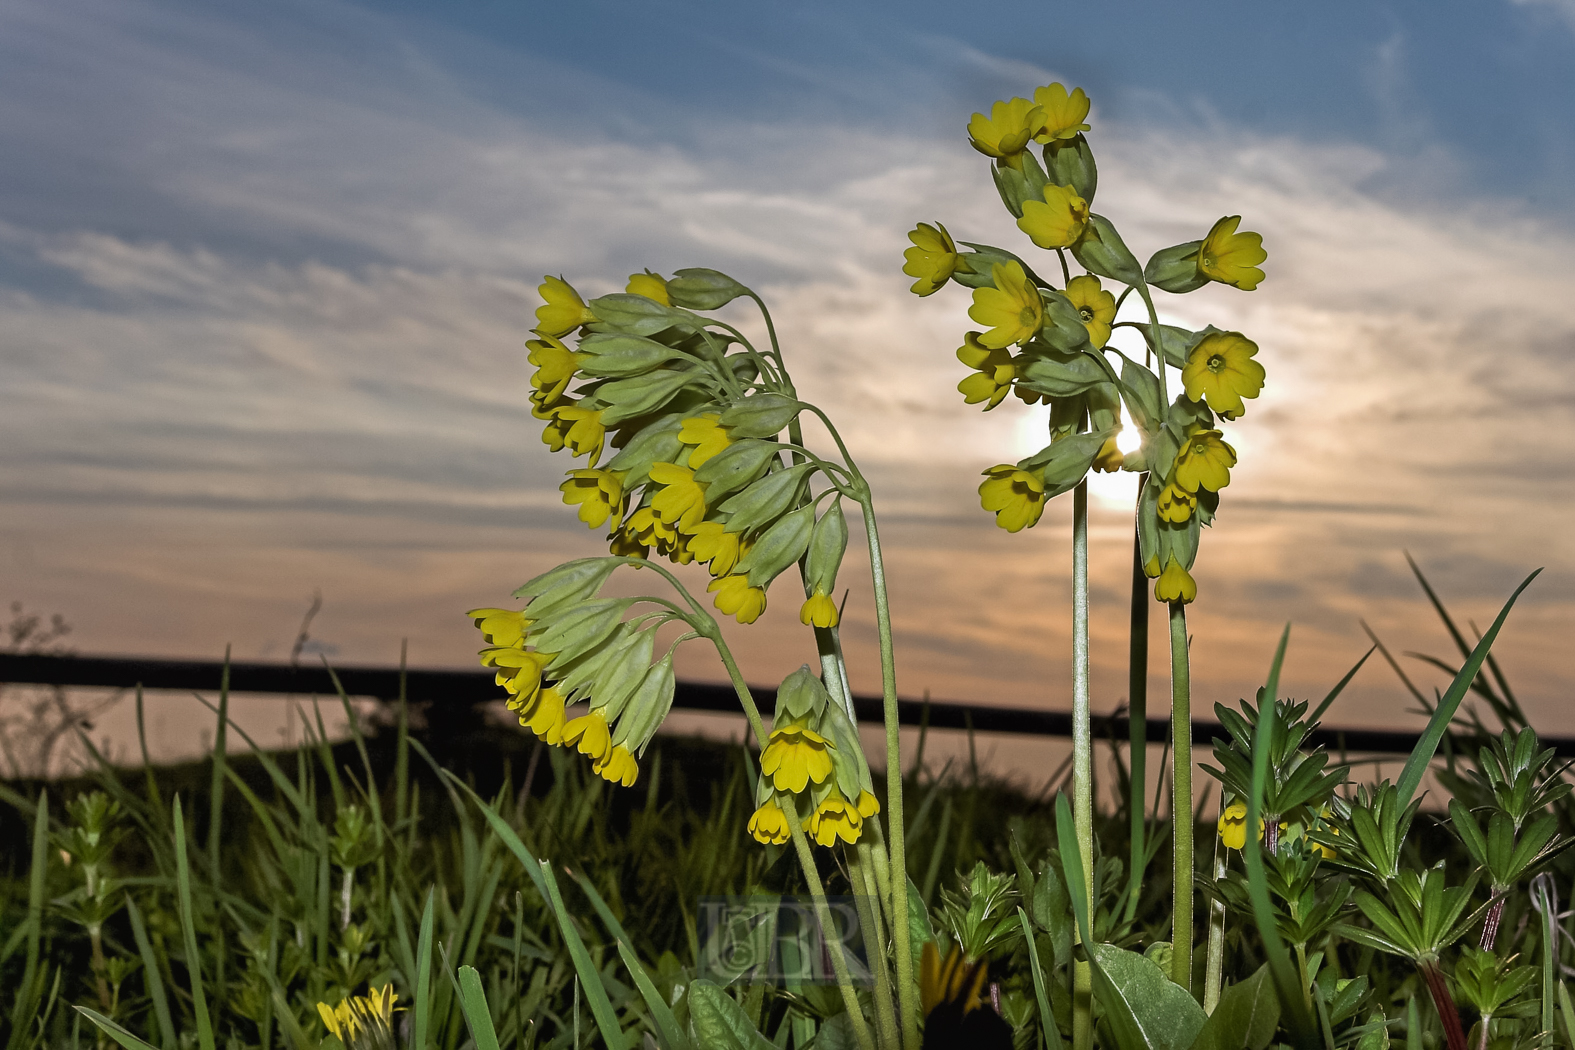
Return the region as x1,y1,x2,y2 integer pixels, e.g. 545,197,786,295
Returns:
968,262,1043,349
708,573,768,624
594,744,639,787
967,97,1044,166
626,270,670,304
956,332,1016,409
902,222,960,296
1031,83,1092,143
1197,216,1266,291
1063,274,1115,349
317,1000,359,1042
527,334,582,404
1218,801,1248,850
560,469,625,530
688,520,744,577
535,276,597,338
1156,483,1196,523
677,413,732,468
748,798,791,845
800,588,839,628
979,465,1046,533
468,607,532,648
544,405,607,464
1182,331,1264,420
1174,427,1237,493
647,462,709,533
1154,556,1197,604
519,685,567,745
563,708,612,761
760,718,834,793
357,985,399,1027
1092,435,1124,473
809,793,865,846
1017,184,1089,250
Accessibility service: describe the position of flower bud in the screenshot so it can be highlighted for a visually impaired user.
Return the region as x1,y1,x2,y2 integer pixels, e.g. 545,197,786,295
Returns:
576,333,692,378
717,463,815,535
1143,241,1208,294
591,367,701,427
1070,214,1143,286
513,557,619,612
1043,134,1097,204
719,392,803,439
666,268,750,311
586,293,698,337
776,665,831,723
691,438,778,501
805,501,848,595
1016,349,1107,400
738,504,815,588
610,655,676,756
989,149,1050,218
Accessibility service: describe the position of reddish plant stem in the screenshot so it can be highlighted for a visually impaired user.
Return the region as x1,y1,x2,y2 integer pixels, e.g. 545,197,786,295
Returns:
1419,959,1468,1050
1478,895,1506,951
1264,814,1279,856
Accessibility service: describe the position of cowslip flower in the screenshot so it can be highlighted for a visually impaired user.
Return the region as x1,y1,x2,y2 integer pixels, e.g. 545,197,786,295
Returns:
543,405,607,464
527,334,582,405
979,465,1046,533
748,798,791,845
1197,216,1266,291
560,469,625,530
800,588,839,628
1182,332,1264,420
1156,483,1196,523
1092,435,1124,473
809,793,866,846
903,222,960,296
688,521,745,577
482,647,553,705
607,524,649,560
677,414,732,469
1031,82,1092,143
967,97,1044,167
1017,184,1089,250
708,573,767,624
626,270,670,304
1218,801,1248,850
624,507,681,559
968,262,1043,349
563,709,612,761
593,744,639,787
647,462,709,533
468,607,532,649
1063,274,1115,349
956,332,1016,409
535,276,597,338
1154,557,1197,604
1173,427,1237,493
519,685,567,744
760,718,834,793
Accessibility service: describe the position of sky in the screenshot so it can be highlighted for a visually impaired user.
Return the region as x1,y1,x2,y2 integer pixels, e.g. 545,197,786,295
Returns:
4,0,1575,764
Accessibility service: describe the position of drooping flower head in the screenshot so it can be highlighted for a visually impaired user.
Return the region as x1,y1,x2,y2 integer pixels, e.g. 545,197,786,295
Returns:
560,469,626,530
687,521,745,578
646,462,709,533
1063,274,1115,349
748,798,791,845
808,792,865,846
760,717,834,794
708,573,767,624
593,744,639,787
1031,83,1091,143
543,405,607,464
1156,482,1197,524
968,262,1043,349
625,270,671,304
1173,427,1237,493
563,708,613,761
677,414,733,469
800,588,840,628
1218,800,1248,851
468,607,532,649
1182,332,1264,420
978,465,1046,533
1017,184,1089,250
967,97,1044,168
955,332,1016,409
526,334,582,405
903,222,961,297
1197,216,1266,291
1154,556,1197,604
519,685,567,744
1091,435,1124,473
534,276,597,338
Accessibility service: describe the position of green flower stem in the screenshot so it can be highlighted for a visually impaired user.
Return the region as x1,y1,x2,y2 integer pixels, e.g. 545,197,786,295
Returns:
1071,480,1095,1050
1135,283,1170,420
857,493,920,1050
1203,838,1226,1014
1123,507,1150,925
849,846,901,1050
1169,601,1194,990
782,803,879,1050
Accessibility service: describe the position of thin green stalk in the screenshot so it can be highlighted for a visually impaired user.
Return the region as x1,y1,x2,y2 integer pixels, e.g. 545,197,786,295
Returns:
1071,480,1094,1050
1124,494,1150,924
1203,838,1226,1014
781,804,878,1050
1169,601,1193,990
849,848,900,1049
857,494,919,1049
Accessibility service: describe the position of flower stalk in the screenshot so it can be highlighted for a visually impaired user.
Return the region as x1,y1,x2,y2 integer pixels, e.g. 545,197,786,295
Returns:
1169,601,1193,989
1071,479,1095,1050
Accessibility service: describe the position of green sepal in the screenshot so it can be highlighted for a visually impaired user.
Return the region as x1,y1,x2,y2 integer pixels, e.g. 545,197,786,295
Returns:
593,367,703,427
605,415,686,489
1132,323,1201,370
990,153,1050,218
1017,350,1110,400
513,557,619,611
806,500,848,595
1118,356,1163,436
1036,290,1096,352
667,268,750,311
576,333,694,378
718,463,815,535
611,655,677,757
532,597,633,666
1144,241,1208,294
719,392,802,439
587,292,701,336
692,439,778,501
553,622,638,704
586,624,656,724
954,241,1053,290
1070,214,1143,286
817,700,869,801
737,503,815,588
1044,134,1097,203
1021,428,1115,499
776,665,831,723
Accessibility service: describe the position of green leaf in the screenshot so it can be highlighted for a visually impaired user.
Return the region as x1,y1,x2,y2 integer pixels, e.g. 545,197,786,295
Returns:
1395,570,1541,807
1019,908,1067,1050
816,1012,860,1050
1088,944,1207,1050
412,890,435,1050
616,940,692,1050
686,980,776,1050
456,966,503,1050
125,897,175,1050
171,796,216,1050
1189,966,1280,1050
72,1008,161,1050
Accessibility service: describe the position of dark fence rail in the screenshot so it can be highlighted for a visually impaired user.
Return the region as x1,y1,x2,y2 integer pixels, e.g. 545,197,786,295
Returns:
3,652,1563,757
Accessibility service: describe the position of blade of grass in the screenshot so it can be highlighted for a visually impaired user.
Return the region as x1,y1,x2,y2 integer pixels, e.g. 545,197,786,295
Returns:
615,940,692,1050
6,789,48,1050
1243,625,1319,1050
172,796,217,1050
1019,907,1067,1050
1308,647,1375,725
1395,570,1540,807
412,888,436,1050
207,650,231,889
135,686,164,821
71,1008,160,1050
126,896,175,1050
396,640,410,828
1360,620,1428,707
455,965,503,1050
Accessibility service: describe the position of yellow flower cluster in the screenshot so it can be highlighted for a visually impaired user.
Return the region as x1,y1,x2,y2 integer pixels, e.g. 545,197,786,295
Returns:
748,679,882,848
966,84,1091,168
317,985,399,1047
